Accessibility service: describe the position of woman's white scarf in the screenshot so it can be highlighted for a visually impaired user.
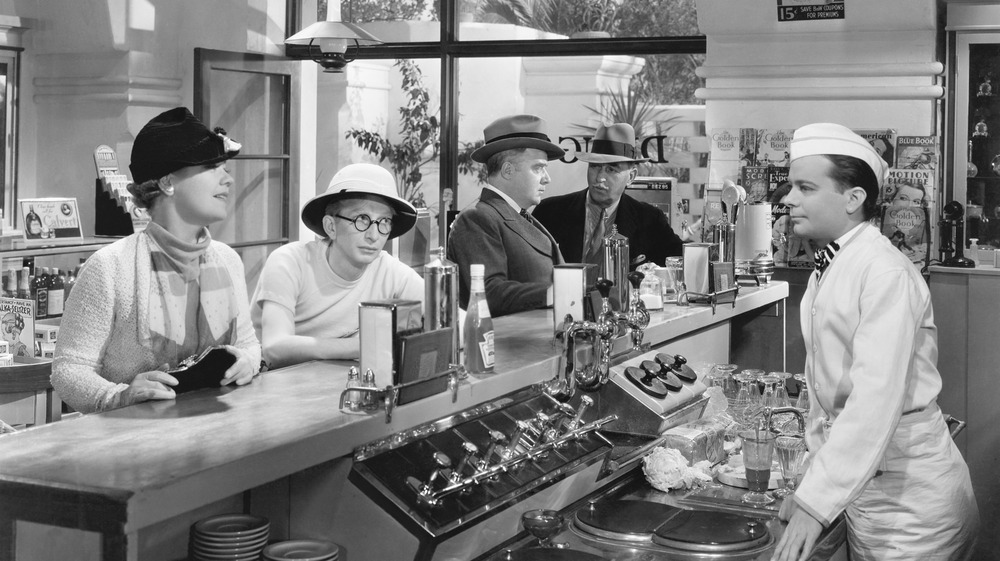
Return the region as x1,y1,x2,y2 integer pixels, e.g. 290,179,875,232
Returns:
137,223,238,367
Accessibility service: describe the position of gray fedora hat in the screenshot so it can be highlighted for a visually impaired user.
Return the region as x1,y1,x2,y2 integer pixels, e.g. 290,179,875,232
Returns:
471,114,566,163
575,123,649,164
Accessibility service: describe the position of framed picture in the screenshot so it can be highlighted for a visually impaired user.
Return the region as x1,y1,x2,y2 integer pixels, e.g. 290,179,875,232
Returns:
18,197,83,241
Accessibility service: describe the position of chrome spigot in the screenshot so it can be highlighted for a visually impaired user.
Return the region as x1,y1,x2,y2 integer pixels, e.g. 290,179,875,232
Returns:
451,442,479,485
625,271,650,351
762,406,807,435
566,395,593,432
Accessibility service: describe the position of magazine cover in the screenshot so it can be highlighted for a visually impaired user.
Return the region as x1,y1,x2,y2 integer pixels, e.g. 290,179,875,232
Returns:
739,128,758,168
768,166,789,201
881,168,934,207
709,128,741,164
881,202,930,267
740,166,769,203
771,204,792,267
895,135,939,170
880,168,933,267
0,297,34,358
755,129,794,167
853,128,897,169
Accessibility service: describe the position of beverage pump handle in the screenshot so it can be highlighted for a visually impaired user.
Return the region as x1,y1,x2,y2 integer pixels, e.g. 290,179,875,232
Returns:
451,442,479,483
627,271,644,289
595,278,614,299
567,395,593,432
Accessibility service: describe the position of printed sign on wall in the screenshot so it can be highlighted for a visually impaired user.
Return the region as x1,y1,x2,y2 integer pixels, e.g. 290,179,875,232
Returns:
778,0,845,22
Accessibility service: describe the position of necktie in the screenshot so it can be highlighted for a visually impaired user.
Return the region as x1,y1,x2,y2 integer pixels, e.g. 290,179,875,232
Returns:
814,240,841,278
585,208,607,265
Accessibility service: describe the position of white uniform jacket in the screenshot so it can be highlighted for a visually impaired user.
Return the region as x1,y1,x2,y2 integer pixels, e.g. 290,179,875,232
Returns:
795,223,942,523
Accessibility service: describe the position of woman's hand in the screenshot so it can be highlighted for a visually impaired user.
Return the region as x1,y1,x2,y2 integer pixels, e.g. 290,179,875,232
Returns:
771,501,823,561
220,345,258,386
115,368,176,408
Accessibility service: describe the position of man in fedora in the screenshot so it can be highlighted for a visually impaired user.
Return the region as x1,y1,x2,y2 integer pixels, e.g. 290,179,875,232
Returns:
447,114,565,317
533,123,683,271
251,163,424,368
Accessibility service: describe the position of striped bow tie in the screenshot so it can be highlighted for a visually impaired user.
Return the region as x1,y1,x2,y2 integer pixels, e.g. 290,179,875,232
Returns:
814,241,841,278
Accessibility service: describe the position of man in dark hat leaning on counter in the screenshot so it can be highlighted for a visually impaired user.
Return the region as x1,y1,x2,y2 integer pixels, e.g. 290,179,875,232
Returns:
532,123,683,272
251,163,423,369
447,114,565,317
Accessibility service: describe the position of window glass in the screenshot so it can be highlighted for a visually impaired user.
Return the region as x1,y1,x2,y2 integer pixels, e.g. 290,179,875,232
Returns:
458,0,700,40
455,54,705,216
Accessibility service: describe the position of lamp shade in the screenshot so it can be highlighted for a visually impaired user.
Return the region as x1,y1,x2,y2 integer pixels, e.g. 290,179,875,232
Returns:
284,21,382,73
285,21,382,48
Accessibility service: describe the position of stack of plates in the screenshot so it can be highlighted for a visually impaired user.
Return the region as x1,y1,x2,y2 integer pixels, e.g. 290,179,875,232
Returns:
262,540,340,561
189,513,270,561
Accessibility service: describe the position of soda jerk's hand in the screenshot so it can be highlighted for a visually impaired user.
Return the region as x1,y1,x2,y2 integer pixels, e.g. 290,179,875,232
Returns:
116,367,176,408
771,500,823,561
220,345,258,386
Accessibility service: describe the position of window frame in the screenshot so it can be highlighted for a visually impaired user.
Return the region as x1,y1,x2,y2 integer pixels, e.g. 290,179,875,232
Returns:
297,2,706,243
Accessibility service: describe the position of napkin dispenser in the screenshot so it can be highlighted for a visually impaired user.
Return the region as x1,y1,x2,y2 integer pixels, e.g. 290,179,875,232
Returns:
553,264,593,335
359,299,423,388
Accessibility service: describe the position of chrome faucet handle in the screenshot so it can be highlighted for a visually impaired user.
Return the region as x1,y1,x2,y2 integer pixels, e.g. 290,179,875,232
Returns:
480,430,507,468
451,441,479,484
566,395,593,432
503,420,531,460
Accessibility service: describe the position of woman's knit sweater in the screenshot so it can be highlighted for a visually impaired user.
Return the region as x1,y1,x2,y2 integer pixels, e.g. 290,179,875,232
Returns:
51,232,261,413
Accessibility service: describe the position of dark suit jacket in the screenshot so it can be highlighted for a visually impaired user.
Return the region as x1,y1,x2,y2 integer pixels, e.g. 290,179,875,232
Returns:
532,189,684,269
447,188,564,317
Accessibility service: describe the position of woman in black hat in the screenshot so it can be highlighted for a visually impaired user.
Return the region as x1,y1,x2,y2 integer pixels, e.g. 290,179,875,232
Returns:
51,107,261,413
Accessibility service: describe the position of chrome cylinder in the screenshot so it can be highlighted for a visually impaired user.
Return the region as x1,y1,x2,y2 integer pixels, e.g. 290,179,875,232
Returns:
424,247,460,366
602,225,630,310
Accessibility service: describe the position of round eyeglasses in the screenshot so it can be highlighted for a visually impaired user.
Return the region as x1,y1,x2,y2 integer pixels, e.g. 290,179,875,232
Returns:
335,213,393,235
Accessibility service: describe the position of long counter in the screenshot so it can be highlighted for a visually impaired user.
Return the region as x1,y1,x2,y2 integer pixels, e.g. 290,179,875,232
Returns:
0,282,787,561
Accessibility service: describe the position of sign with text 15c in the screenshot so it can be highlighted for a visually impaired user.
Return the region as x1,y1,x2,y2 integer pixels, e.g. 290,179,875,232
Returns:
19,197,83,241
778,0,845,22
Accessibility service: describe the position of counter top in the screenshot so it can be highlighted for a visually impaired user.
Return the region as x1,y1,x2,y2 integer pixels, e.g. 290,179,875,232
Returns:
0,282,786,541
929,264,1000,276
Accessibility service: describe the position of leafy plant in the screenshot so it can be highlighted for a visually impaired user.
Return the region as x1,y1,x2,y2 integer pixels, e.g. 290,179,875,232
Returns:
572,81,678,137
457,140,489,186
346,59,440,207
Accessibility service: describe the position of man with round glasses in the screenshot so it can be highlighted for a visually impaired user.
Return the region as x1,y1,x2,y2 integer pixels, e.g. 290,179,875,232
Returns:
251,163,423,368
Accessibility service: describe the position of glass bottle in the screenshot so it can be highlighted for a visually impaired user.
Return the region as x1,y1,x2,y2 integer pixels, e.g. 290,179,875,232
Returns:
2,273,14,298
463,263,495,376
65,264,81,303
16,267,30,300
968,140,979,178
47,268,65,317
24,205,42,238
32,267,49,319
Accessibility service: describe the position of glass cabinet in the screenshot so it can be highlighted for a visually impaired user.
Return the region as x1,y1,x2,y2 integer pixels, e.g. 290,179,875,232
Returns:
953,33,1000,250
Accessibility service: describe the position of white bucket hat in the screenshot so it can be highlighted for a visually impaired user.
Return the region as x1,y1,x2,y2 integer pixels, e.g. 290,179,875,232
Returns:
301,163,417,239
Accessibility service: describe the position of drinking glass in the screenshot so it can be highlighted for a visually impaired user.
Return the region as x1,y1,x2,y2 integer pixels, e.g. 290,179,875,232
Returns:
739,428,776,506
733,370,763,429
710,363,739,403
793,373,810,413
759,373,782,409
768,371,792,407
742,369,765,406
774,435,807,499
521,509,567,548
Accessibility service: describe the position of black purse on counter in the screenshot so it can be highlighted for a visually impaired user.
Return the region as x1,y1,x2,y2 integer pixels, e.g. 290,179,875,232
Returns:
167,346,236,394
